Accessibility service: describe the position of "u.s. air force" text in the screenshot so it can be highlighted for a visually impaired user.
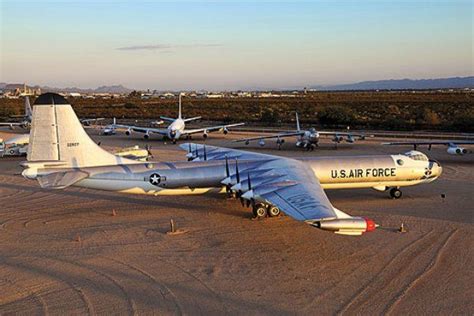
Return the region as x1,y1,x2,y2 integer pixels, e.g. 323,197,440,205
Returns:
331,168,396,179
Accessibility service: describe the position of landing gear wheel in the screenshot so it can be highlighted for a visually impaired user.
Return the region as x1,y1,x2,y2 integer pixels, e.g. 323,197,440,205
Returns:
253,203,267,219
390,188,402,199
268,205,281,217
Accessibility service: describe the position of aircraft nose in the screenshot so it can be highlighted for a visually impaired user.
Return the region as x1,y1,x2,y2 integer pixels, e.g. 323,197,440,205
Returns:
430,160,443,178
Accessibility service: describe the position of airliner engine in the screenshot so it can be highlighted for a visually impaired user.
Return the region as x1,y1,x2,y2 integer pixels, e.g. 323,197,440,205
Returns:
447,146,467,155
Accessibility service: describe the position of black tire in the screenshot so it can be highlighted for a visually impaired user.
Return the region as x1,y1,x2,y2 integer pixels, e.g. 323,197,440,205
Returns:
253,204,267,219
390,188,402,199
268,205,281,217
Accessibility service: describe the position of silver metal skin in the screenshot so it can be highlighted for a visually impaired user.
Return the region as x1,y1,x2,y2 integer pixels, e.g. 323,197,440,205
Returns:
22,93,443,236
112,94,244,142
234,112,365,150
383,140,474,156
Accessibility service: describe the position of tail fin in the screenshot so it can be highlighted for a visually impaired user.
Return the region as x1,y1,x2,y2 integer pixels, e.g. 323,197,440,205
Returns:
25,96,32,118
295,112,301,132
178,93,182,119
27,93,135,167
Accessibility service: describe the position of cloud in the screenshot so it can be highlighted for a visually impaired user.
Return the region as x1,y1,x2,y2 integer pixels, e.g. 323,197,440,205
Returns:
116,43,221,51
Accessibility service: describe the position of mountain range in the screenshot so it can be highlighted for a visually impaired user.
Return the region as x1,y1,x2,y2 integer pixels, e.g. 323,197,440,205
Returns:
311,76,473,91
1,76,473,93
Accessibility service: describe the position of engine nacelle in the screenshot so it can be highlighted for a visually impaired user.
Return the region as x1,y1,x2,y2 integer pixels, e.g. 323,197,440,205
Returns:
125,128,132,136
346,135,355,143
311,218,377,235
222,127,229,135
447,146,467,155
143,132,150,140
245,140,250,145
203,131,208,139
276,138,285,144
333,135,343,143
258,139,265,147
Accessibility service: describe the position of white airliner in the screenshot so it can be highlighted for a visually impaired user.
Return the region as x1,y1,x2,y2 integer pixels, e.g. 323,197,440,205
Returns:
113,94,244,143
234,112,365,150
21,93,443,236
383,140,474,155
0,97,32,129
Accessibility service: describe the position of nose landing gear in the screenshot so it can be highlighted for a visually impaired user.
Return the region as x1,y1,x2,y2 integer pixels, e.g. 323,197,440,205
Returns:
389,188,402,199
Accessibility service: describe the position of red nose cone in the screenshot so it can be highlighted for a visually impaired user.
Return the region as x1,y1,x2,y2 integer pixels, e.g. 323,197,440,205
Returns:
365,218,377,232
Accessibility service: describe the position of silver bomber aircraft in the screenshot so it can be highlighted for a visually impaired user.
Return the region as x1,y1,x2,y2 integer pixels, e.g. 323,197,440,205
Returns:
383,140,474,155
234,112,366,150
113,94,245,143
0,97,32,129
22,93,442,236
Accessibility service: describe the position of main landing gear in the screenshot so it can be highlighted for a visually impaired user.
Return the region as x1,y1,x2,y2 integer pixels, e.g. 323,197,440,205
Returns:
389,188,402,199
252,203,281,219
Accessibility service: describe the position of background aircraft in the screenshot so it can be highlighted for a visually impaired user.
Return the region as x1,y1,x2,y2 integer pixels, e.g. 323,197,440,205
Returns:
383,140,474,155
113,94,244,143
234,112,366,150
0,97,32,129
22,93,443,236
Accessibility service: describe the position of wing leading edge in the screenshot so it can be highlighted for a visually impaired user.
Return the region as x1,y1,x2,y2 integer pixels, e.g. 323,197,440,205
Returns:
180,143,378,235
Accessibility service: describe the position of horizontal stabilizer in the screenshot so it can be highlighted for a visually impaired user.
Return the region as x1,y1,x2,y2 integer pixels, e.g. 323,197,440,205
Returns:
37,170,89,189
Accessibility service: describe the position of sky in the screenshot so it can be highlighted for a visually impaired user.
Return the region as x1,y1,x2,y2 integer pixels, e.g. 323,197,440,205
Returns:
1,0,472,90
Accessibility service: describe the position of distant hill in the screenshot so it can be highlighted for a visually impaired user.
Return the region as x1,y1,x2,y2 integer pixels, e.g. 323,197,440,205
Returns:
0,83,133,94
312,76,474,91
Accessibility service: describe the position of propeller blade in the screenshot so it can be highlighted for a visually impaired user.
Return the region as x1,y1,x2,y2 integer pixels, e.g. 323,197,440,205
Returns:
235,159,240,183
247,172,252,191
225,155,230,178
188,143,191,153
204,145,207,161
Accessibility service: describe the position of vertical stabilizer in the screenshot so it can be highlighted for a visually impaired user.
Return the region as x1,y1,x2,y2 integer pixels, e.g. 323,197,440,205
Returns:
28,93,137,167
25,96,32,118
178,93,182,119
296,112,301,132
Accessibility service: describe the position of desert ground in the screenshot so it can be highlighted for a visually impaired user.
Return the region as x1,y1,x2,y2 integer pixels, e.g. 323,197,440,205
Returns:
0,129,473,315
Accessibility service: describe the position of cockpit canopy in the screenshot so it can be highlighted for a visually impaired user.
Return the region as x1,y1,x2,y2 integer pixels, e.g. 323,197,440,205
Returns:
404,150,428,161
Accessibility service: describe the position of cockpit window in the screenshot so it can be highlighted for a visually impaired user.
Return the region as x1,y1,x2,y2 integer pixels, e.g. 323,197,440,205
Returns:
404,151,428,161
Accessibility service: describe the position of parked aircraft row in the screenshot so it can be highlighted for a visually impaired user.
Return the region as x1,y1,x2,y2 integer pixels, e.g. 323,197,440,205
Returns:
111,94,245,143
20,93,446,236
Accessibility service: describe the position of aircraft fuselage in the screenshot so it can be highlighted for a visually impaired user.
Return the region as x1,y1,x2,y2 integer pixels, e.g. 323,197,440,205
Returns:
26,154,442,196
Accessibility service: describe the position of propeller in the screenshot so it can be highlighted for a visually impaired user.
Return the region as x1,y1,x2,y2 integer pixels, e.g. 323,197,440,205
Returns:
203,145,207,161
145,144,153,159
245,173,255,208
224,156,232,197
186,143,193,161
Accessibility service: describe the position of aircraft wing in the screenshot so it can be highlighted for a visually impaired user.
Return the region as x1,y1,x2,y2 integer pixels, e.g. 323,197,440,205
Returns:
81,118,105,124
113,124,168,136
0,122,22,126
382,140,474,146
180,143,336,221
182,122,245,135
179,143,377,235
318,131,365,137
233,131,304,143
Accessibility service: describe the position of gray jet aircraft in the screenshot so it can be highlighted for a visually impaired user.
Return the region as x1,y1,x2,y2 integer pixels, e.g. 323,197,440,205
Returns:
234,112,366,150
